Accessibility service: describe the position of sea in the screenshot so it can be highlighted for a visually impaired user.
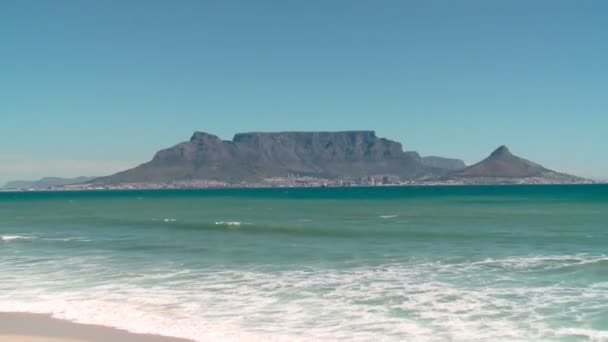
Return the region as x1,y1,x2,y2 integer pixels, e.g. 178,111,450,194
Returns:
1,185,607,341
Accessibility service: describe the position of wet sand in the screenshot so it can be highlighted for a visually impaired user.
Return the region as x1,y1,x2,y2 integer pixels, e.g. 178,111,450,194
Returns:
0,313,193,342
0,336,86,342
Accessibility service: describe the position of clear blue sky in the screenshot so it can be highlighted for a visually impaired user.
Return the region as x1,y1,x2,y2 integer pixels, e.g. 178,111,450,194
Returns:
1,0,607,183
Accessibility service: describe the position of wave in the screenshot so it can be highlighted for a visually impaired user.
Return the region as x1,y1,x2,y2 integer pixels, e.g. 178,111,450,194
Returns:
155,220,486,239
46,237,93,242
554,327,608,341
470,254,608,271
54,215,606,247
0,235,35,241
214,221,243,227
1,255,607,341
0,235,91,243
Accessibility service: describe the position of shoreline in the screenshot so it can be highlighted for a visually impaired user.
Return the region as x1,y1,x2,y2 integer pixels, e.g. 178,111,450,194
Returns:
0,312,193,342
0,181,602,193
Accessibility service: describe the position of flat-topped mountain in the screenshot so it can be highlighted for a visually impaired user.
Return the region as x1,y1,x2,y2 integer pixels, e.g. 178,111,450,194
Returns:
94,131,453,184
446,145,587,184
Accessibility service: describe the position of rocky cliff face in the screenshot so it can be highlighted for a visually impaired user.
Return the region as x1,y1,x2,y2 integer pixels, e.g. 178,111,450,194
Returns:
95,131,442,184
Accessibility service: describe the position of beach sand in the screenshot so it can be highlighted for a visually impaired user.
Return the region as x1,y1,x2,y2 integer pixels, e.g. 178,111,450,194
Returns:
0,313,193,342
0,336,86,342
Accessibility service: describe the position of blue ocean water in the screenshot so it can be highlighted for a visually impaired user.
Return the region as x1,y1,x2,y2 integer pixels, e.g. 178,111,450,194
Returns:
1,185,607,341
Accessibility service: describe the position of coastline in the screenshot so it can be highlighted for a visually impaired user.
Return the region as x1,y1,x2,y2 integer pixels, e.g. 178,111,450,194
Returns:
0,313,193,342
0,180,601,193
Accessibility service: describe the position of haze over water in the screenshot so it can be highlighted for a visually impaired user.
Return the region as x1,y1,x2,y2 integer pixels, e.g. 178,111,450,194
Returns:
1,185,607,341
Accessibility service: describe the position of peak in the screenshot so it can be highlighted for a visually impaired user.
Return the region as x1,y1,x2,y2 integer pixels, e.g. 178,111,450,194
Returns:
490,145,512,157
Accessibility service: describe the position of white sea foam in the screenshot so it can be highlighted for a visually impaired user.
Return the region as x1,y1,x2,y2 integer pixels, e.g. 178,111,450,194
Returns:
0,235,35,241
0,235,91,243
554,328,608,341
1,254,607,341
471,254,608,270
379,215,398,219
163,218,177,222
214,221,242,226
47,237,92,242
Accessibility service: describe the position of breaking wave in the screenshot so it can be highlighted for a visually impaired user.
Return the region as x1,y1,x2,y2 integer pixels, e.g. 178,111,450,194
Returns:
1,254,607,341
214,221,243,227
0,235,34,241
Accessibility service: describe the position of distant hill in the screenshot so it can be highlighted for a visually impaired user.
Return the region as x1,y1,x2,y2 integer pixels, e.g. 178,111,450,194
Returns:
94,131,456,184
446,146,588,184
3,176,97,189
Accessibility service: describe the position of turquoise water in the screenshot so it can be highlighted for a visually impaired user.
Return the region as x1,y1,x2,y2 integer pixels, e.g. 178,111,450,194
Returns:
1,185,607,341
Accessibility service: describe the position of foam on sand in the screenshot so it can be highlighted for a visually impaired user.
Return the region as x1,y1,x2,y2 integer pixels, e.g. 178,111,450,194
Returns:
0,312,192,342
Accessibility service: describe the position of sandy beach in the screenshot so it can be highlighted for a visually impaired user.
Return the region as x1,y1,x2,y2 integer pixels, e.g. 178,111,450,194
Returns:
0,313,192,342
0,336,86,342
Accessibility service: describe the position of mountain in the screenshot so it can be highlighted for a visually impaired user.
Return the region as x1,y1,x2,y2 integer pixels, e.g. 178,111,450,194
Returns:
446,146,588,184
94,131,451,184
89,134,588,187
421,156,466,171
3,176,97,189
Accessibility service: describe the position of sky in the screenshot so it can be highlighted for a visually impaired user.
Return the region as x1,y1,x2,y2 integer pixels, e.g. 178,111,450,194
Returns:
1,0,607,184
